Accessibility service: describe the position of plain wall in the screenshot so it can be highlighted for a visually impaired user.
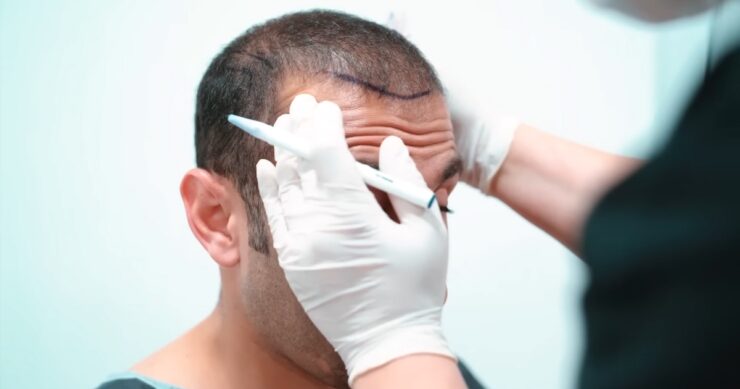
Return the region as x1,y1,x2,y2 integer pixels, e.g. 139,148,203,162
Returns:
0,1,712,388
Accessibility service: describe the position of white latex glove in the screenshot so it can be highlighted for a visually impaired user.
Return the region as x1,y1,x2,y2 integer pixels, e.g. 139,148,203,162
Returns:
445,83,520,193
256,94,455,384
384,9,520,193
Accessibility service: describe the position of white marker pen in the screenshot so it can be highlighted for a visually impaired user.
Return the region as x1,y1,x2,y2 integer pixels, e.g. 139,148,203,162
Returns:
227,114,437,209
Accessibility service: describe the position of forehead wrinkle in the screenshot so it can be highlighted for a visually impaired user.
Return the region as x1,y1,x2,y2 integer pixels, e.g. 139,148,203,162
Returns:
345,131,452,149
342,110,451,135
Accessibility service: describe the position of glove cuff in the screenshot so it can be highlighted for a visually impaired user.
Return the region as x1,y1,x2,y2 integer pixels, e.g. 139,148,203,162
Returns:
469,116,519,193
344,324,456,385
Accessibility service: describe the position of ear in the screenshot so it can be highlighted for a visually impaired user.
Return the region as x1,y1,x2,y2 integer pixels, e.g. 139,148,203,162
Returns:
180,168,240,267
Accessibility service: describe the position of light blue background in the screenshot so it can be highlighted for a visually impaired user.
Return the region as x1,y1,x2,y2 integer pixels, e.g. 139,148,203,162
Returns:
0,1,719,388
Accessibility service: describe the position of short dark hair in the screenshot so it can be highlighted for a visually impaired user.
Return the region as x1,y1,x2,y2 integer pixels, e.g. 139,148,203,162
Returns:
194,10,442,254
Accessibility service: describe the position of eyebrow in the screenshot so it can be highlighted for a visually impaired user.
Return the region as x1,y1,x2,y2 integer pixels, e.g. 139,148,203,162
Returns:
441,156,463,185
331,72,432,100
359,155,463,190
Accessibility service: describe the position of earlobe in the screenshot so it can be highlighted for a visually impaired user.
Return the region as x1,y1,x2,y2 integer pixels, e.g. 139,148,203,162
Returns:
180,169,240,268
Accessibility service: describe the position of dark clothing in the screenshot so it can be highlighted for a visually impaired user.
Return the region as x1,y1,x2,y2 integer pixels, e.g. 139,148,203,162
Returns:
580,45,740,388
97,360,486,389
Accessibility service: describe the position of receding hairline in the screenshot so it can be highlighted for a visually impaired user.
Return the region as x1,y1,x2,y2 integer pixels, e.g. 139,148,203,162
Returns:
330,72,434,100
269,71,446,123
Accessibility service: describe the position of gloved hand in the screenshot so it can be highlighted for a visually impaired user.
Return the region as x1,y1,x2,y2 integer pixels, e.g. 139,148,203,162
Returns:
384,9,520,194
255,94,455,384
445,82,521,193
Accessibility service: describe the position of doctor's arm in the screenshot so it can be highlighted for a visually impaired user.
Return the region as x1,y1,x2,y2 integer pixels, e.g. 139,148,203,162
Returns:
487,124,641,254
449,85,641,254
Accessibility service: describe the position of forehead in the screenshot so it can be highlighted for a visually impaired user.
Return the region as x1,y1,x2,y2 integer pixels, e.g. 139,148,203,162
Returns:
275,78,459,189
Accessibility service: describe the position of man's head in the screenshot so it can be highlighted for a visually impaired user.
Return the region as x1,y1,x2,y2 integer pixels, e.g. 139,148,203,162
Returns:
180,10,460,387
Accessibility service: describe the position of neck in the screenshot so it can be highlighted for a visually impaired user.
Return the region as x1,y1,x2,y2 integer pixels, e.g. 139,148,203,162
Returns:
207,296,330,389
132,296,331,389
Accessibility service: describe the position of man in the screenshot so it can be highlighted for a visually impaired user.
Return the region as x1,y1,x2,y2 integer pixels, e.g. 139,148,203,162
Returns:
98,10,482,389
242,2,740,389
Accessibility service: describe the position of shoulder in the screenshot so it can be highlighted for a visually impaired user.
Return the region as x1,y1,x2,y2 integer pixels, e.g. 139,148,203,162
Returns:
129,338,194,388
128,320,220,389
